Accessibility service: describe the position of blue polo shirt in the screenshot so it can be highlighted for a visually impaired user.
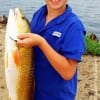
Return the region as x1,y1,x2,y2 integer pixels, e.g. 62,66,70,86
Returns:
31,5,86,100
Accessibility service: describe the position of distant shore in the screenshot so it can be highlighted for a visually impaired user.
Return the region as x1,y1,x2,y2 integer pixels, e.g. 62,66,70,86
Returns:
0,22,100,100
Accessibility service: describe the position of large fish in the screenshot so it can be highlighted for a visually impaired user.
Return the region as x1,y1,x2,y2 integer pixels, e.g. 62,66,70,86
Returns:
4,8,34,100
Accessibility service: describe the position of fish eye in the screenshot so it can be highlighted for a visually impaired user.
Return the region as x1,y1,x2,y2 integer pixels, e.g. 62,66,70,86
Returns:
22,16,25,20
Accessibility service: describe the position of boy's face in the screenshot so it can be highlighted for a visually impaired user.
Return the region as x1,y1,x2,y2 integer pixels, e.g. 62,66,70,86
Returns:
45,0,67,10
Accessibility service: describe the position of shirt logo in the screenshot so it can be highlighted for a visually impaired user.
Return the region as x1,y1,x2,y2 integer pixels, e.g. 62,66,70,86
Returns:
52,31,62,38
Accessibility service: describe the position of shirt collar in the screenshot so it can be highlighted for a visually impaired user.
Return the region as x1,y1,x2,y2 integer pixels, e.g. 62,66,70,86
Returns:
42,4,72,24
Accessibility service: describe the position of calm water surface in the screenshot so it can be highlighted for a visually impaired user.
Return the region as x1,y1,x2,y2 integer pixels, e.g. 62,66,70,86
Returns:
0,0,100,37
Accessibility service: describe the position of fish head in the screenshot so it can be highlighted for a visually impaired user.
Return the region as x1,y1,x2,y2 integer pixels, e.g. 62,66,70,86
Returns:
6,8,30,42
14,8,30,33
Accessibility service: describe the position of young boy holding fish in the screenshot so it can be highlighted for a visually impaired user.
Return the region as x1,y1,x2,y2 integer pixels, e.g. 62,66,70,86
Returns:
17,0,86,99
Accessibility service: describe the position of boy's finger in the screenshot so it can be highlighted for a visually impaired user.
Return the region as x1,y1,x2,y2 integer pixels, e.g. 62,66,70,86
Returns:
17,34,29,39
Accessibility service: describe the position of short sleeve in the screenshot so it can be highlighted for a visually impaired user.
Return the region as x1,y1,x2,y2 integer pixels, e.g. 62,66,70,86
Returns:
60,22,86,62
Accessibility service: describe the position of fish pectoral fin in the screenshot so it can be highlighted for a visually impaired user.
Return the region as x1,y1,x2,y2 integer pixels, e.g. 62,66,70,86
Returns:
12,48,20,66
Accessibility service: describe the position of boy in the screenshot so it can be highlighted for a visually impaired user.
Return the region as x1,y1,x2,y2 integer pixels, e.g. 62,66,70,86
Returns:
17,0,86,99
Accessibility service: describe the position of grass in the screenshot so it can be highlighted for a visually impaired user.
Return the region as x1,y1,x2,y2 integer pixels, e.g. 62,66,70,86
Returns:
85,33,100,56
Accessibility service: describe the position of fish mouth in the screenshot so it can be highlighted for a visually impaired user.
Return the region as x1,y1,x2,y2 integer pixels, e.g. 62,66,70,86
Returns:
9,9,16,21
9,8,20,20
7,8,24,42
7,9,19,42
9,9,15,18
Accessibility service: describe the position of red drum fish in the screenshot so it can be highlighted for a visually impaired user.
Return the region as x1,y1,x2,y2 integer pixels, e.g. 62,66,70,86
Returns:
4,8,34,100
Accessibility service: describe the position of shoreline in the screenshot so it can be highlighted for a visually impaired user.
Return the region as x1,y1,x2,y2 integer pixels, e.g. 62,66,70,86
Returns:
0,24,100,100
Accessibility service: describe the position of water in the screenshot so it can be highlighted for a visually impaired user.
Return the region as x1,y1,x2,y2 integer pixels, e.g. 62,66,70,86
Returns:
69,0,100,37
0,0,45,20
0,0,100,37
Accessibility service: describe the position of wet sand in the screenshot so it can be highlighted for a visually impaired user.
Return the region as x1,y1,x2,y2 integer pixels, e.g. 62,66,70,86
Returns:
0,24,100,100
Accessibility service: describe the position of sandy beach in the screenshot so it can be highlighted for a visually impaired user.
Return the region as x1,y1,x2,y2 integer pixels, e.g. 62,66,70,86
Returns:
0,24,100,100
0,24,9,100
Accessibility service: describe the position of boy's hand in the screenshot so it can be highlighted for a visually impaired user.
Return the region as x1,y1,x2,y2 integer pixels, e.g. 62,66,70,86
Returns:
17,33,45,48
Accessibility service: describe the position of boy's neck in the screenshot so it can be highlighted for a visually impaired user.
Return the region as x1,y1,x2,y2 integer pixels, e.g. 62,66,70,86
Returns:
46,6,66,24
